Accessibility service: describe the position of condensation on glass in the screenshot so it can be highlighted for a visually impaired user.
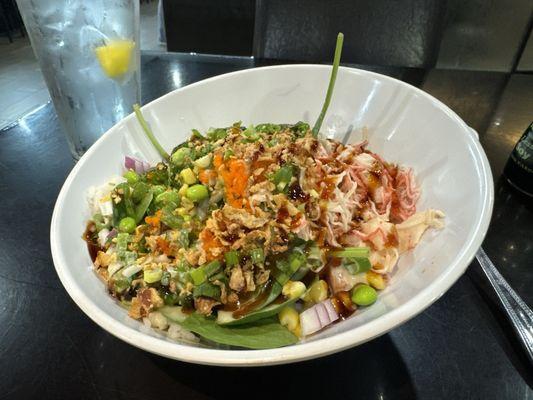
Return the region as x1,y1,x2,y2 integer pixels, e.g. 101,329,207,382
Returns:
16,0,141,159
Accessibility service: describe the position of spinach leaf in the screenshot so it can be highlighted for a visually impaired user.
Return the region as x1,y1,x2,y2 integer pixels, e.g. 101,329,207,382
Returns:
260,281,284,308
180,313,297,349
134,191,153,223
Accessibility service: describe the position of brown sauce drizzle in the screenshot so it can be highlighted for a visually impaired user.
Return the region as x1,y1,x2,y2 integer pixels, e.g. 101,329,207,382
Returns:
250,158,272,183
83,221,102,262
332,291,356,319
223,280,273,317
320,176,337,199
385,231,399,247
367,171,380,193
277,206,289,222
288,182,309,202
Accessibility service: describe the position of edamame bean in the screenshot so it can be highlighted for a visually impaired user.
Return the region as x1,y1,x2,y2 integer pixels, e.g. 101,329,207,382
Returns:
118,216,136,233
170,147,191,165
151,185,166,198
123,170,139,184
351,284,377,306
186,184,209,202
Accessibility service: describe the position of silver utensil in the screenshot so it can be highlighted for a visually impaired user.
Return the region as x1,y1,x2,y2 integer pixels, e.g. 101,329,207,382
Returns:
476,248,533,364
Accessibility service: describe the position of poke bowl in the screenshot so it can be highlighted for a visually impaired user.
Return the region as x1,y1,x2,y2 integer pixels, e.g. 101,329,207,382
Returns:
50,64,493,366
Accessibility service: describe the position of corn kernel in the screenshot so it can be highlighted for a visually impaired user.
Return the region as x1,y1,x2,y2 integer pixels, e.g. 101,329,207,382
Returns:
279,306,300,336
180,168,197,185
366,271,387,290
308,280,328,303
181,196,195,211
282,280,306,299
178,184,189,197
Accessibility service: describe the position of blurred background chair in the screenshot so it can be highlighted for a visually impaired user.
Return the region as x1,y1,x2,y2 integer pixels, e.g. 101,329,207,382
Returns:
0,0,24,43
253,0,446,68
163,0,255,56
162,0,532,73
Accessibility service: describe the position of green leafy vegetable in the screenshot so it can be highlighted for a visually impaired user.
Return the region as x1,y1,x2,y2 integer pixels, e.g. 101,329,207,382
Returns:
217,296,298,326
242,125,260,142
134,191,154,223
193,282,221,299
145,163,169,185
190,260,222,285
255,123,281,134
271,164,295,192
312,32,344,136
290,121,310,136
112,183,135,226
131,182,150,203
179,313,298,349
225,250,240,267
116,232,130,252
250,248,265,265
207,127,227,141
191,129,205,140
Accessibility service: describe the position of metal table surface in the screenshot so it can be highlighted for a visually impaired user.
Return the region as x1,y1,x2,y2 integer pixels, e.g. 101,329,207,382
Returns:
1,52,532,399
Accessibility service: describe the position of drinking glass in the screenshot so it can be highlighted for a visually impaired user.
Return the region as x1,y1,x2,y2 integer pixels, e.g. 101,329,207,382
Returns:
17,0,141,159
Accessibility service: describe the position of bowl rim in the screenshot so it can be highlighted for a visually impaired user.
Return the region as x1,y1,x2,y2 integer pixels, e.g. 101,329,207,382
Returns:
50,64,494,366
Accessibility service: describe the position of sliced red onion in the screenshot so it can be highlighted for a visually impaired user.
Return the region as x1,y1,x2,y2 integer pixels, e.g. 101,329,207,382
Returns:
107,228,118,239
315,302,330,326
300,307,322,336
300,299,340,337
323,298,340,322
124,155,150,174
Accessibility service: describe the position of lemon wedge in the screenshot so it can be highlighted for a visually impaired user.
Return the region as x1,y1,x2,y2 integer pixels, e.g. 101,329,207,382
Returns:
95,40,135,79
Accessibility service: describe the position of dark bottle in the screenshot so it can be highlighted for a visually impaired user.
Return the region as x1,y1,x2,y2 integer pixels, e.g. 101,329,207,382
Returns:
503,122,533,197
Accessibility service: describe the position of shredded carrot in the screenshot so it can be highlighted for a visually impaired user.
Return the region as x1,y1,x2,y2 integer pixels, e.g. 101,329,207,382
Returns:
216,158,249,208
198,169,216,185
213,152,223,168
199,228,223,261
145,210,161,227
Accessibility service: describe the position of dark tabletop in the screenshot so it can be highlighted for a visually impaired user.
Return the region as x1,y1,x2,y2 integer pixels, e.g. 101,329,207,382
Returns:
1,51,532,400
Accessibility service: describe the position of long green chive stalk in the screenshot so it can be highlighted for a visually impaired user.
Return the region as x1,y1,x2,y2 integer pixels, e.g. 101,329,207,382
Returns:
312,32,344,137
330,247,370,258
133,103,170,159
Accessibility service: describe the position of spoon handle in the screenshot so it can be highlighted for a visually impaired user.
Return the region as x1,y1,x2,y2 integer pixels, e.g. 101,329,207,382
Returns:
476,248,533,364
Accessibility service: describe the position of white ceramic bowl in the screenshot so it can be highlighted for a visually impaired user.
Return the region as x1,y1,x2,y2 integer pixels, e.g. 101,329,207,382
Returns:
50,65,493,366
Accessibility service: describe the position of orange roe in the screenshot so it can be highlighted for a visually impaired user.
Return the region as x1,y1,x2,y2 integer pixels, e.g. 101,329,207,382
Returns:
213,151,249,209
